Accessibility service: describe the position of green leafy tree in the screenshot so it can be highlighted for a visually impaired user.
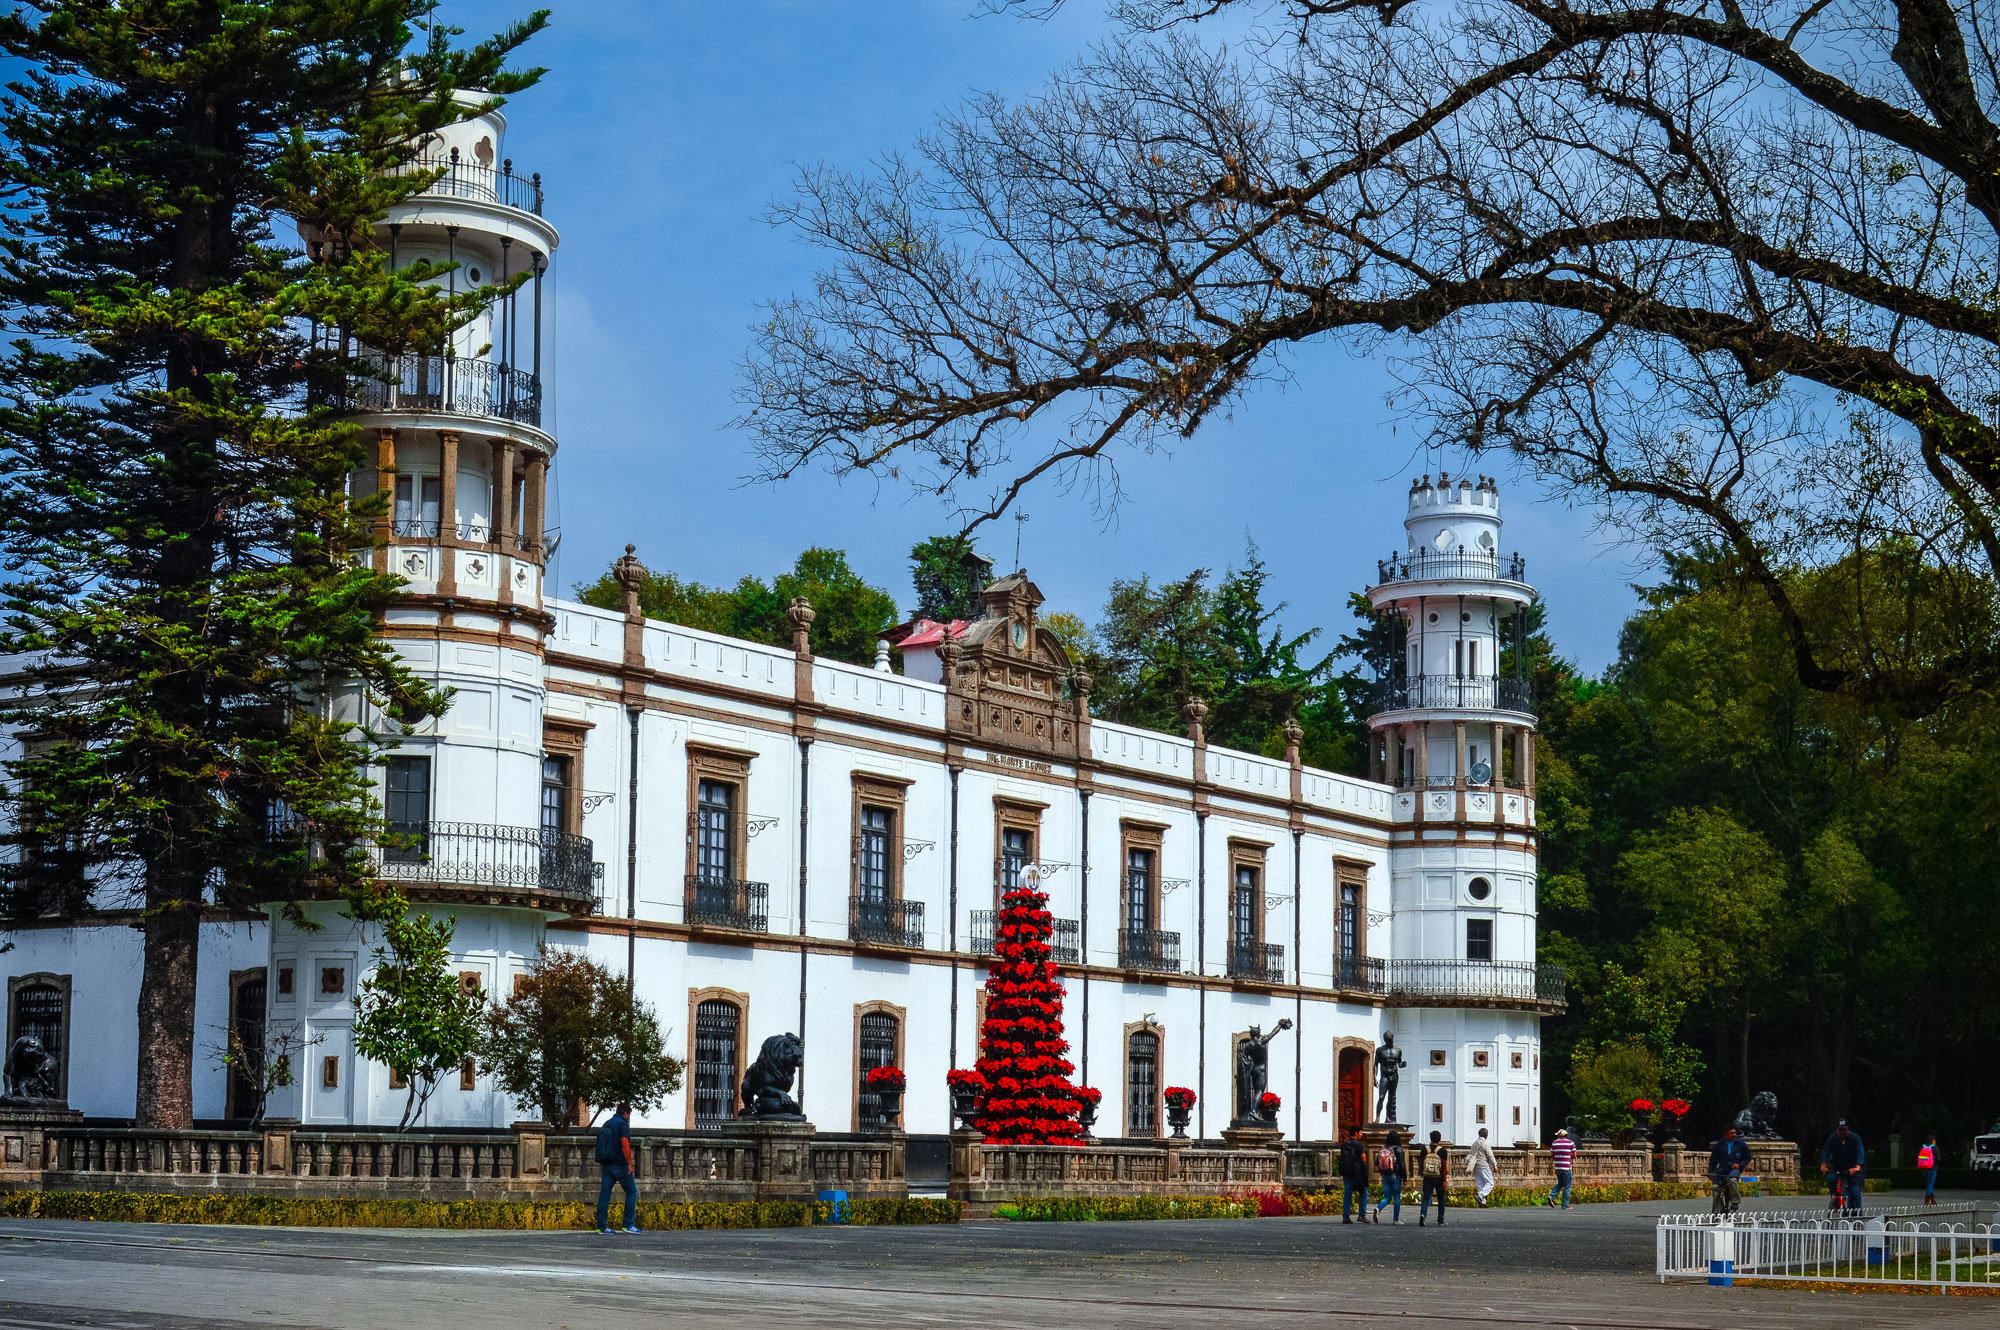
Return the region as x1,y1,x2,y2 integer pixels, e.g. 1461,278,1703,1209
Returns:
1566,1040,1664,1138
0,1,544,1128
575,547,896,666
908,533,989,621
478,946,682,1126
354,911,484,1130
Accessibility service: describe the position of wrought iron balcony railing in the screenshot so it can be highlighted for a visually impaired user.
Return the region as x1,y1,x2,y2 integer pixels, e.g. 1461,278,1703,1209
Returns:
1383,959,1567,1008
375,820,600,909
1369,673,1533,716
969,910,1080,966
1118,928,1182,975
1375,550,1528,585
394,148,545,215
340,351,542,429
850,895,924,949
685,875,768,933
1227,940,1286,984
1332,954,1386,995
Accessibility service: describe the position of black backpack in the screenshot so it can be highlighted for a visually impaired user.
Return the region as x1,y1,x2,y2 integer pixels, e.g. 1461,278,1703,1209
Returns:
594,1119,622,1165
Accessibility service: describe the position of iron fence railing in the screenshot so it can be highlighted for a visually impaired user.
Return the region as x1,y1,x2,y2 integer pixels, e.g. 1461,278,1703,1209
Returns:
1226,940,1286,984
1382,959,1566,1006
685,875,768,933
392,148,545,215
1118,928,1182,975
1369,673,1533,715
1375,550,1528,585
1656,1207,2000,1289
849,895,924,949
969,910,1079,966
1332,954,1386,995
374,820,600,907
342,351,542,429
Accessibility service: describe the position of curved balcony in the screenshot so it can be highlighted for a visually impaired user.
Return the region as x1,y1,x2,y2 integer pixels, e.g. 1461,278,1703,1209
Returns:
970,910,1079,966
1369,673,1533,716
376,821,602,914
1376,550,1528,585
394,149,545,216
1383,960,1566,1012
344,351,542,430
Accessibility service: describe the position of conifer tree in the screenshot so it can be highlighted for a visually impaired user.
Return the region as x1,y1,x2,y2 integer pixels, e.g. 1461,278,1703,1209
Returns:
0,2,545,1128
974,879,1083,1145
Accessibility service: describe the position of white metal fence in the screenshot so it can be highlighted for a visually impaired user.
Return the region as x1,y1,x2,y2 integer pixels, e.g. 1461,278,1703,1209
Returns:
1658,1205,2000,1289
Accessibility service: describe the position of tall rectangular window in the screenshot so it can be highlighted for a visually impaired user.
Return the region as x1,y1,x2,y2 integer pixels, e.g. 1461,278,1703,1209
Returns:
999,827,1032,891
858,805,893,902
1127,1030,1159,1138
385,756,430,829
540,756,570,835
696,780,735,881
1232,864,1259,949
692,999,740,1128
1338,884,1359,960
857,1010,899,1129
393,473,441,537
1466,917,1494,962
1126,847,1154,936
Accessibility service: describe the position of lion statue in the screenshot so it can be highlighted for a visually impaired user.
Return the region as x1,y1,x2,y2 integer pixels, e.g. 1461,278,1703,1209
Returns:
2,1034,58,1101
738,1032,804,1119
1730,1090,1782,1140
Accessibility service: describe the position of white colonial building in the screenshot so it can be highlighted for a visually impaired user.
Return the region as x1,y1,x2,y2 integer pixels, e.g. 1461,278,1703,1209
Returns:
0,97,1560,1148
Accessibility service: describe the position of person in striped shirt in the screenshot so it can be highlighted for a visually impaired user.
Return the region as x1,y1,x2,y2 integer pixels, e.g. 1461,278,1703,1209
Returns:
1546,1128,1576,1209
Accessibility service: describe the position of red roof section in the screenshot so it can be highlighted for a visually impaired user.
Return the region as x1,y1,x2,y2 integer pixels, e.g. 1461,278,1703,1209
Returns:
884,617,968,648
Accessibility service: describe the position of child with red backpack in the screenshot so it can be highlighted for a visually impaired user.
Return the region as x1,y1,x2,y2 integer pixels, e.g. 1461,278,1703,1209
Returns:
1918,1134,1939,1206
1373,1130,1406,1224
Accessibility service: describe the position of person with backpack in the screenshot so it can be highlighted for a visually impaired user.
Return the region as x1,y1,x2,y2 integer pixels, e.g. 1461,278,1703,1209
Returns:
1338,1129,1373,1223
1467,1127,1499,1207
1545,1128,1575,1209
595,1102,639,1234
1415,1129,1450,1226
1917,1134,1939,1206
1820,1120,1865,1215
1373,1130,1406,1224
1707,1127,1750,1215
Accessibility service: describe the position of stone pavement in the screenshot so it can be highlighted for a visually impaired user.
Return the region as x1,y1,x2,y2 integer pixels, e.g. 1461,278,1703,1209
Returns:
0,1190,1989,1329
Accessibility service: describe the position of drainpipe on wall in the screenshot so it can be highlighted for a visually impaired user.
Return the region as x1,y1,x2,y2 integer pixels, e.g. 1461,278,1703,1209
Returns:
948,764,961,1069
1078,788,1090,1090
797,736,811,1104
1196,808,1206,1141
625,706,639,1003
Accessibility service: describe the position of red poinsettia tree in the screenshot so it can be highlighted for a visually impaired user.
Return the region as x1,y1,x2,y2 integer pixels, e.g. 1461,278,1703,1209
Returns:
975,884,1084,1144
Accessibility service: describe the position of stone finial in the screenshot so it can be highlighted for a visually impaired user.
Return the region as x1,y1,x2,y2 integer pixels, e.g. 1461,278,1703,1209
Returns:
1182,696,1208,745
873,638,893,674
937,632,962,689
786,596,816,656
1283,717,1304,764
613,543,645,617
1070,668,1092,717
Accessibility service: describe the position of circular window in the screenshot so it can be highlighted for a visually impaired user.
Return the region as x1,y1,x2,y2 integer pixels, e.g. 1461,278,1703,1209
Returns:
468,266,482,283
1467,876,1492,900
1461,612,1471,623
1428,612,1439,624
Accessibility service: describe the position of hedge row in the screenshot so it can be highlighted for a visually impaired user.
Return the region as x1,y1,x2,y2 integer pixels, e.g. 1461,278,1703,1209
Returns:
998,1195,1253,1222
0,1191,959,1230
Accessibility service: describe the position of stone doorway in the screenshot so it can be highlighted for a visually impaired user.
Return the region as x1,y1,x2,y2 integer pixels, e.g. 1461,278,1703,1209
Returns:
1337,1046,1369,1136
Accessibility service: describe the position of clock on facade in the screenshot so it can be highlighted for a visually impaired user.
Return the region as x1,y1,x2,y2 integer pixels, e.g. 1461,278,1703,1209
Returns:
1011,621,1027,648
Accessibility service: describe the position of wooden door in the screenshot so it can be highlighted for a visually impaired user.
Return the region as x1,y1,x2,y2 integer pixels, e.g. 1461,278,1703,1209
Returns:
1338,1047,1368,1134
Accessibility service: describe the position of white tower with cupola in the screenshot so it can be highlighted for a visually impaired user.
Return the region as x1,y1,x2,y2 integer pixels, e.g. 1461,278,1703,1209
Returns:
1363,473,1554,1145
264,96,594,1129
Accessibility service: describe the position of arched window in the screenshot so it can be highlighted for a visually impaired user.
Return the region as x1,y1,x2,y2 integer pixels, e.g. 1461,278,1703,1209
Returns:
227,970,267,1121
1126,1029,1160,1138
691,998,742,1128
8,974,68,1101
856,1009,901,1130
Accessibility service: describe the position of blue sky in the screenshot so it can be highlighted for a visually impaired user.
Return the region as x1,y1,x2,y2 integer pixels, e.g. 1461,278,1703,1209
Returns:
440,0,1651,674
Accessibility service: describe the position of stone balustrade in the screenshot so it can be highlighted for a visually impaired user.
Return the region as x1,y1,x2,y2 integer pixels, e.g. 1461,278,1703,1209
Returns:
950,1135,1284,1203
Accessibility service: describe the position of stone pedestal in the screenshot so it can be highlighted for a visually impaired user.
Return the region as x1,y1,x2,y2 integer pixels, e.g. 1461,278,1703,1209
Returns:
1220,1123,1285,1153
512,1120,550,1178
0,1102,79,1174
739,1118,817,1202
260,1116,298,1175
1745,1139,1798,1183
948,1127,986,1188
1359,1122,1412,1151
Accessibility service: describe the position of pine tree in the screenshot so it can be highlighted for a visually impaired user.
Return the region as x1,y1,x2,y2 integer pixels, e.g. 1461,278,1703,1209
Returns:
975,881,1083,1145
0,2,545,1128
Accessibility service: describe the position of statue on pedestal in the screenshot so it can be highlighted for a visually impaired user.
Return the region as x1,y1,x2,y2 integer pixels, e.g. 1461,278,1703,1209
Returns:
1372,1033,1407,1124
738,1033,805,1120
1729,1090,1783,1141
0,1035,59,1105
1232,1019,1292,1123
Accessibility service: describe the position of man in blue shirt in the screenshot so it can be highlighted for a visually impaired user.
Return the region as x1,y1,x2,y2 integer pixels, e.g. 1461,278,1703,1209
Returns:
595,1103,638,1234
1820,1119,1865,1214
1707,1127,1750,1214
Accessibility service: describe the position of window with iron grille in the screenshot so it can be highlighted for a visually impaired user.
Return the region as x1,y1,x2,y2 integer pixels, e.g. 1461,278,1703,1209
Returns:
1000,827,1032,890
857,1010,898,1128
540,756,570,835
692,999,741,1127
696,780,735,881
392,472,441,537
228,974,266,1120
13,984,62,1066
1127,1030,1159,1137
1466,917,1494,962
385,756,430,832
1232,864,1258,949
858,806,893,902
1126,847,1154,936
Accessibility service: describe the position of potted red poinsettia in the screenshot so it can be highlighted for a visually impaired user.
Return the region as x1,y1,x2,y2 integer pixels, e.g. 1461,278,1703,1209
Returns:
946,1068,986,1128
1164,1086,1196,1138
865,1065,907,1129
1258,1090,1282,1123
1074,1085,1103,1137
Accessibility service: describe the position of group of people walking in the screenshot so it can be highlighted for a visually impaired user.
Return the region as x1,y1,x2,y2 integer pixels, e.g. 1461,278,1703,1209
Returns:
1335,1127,1509,1224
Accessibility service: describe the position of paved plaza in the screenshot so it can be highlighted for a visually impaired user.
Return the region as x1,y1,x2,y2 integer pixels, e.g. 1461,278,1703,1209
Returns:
0,1191,1988,1329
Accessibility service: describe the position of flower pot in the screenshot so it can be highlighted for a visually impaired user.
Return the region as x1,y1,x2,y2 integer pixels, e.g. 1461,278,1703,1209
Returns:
1167,1104,1192,1139
1077,1101,1098,1136
950,1089,978,1129
874,1090,903,1129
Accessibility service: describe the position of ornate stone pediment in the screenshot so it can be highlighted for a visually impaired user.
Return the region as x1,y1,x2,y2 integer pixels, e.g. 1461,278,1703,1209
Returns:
940,571,1088,759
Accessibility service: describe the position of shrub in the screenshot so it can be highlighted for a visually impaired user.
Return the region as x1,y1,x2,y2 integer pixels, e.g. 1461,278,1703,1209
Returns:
820,1197,961,1226
1005,1194,1251,1221
0,1193,831,1230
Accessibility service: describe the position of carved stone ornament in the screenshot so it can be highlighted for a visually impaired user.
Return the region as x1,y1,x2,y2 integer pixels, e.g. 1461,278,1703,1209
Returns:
465,557,485,579
940,572,1083,760
786,596,817,654
402,551,426,576
738,1032,805,1120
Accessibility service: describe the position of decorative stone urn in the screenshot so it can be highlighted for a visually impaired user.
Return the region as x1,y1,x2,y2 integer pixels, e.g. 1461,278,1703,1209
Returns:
1166,1103,1193,1139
